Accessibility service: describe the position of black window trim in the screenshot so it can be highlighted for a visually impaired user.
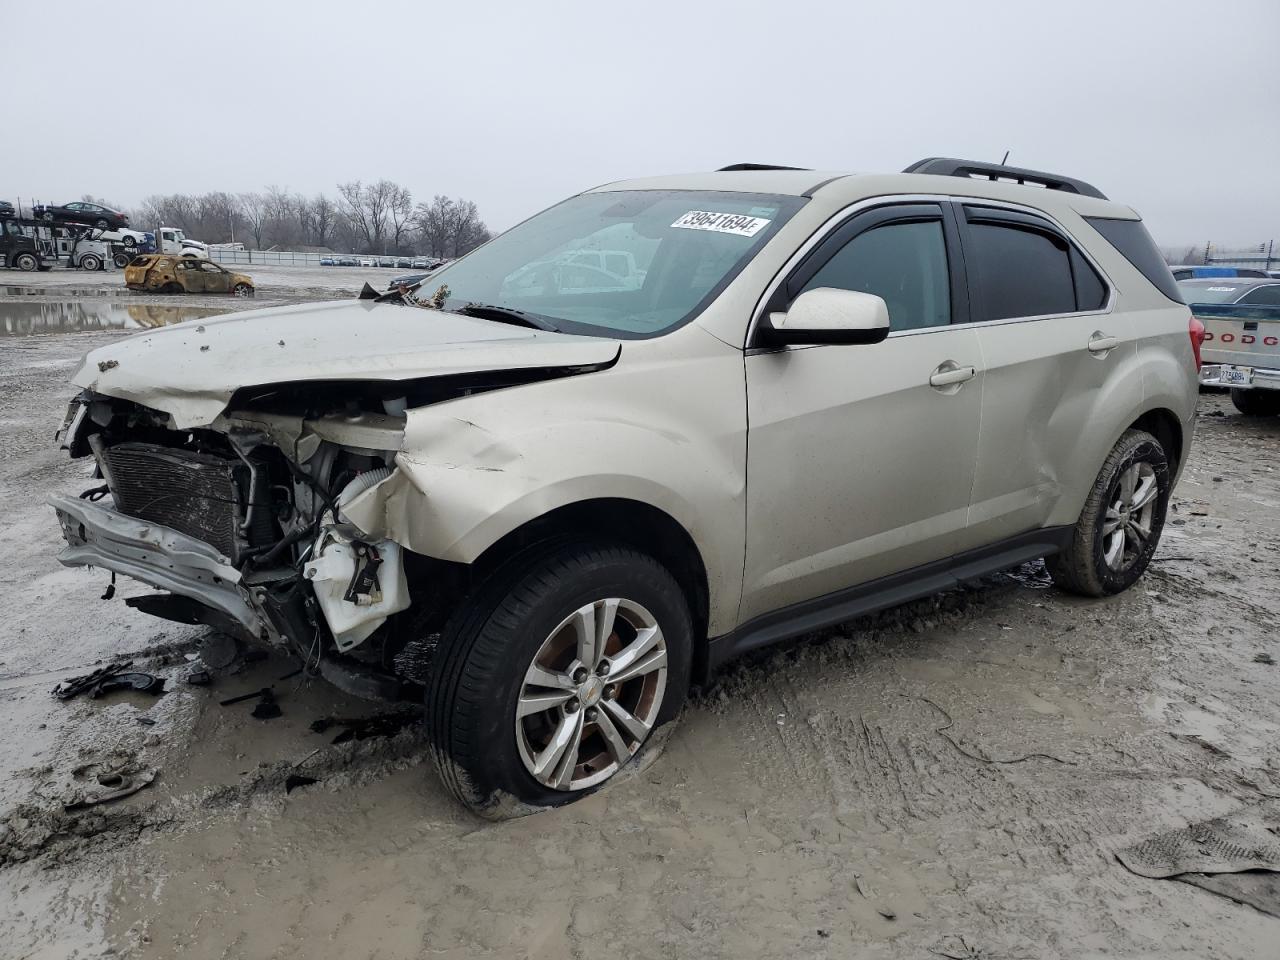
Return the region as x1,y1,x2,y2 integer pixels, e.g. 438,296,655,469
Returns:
953,202,1115,326
751,200,968,347
745,194,1115,350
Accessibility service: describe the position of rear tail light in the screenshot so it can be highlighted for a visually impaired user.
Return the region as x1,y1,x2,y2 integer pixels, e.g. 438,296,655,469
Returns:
1188,314,1205,372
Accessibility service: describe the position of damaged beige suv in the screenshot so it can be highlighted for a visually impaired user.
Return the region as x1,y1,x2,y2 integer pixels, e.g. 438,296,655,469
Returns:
52,158,1199,815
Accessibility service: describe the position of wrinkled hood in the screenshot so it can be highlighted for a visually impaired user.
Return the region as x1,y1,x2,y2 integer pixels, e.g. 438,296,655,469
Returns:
74,300,621,428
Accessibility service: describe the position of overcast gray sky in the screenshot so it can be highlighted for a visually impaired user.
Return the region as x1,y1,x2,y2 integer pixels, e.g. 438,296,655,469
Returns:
6,0,1277,245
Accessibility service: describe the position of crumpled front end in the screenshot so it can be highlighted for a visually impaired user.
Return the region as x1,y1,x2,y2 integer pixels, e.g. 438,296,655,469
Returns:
48,329,619,698
48,386,452,698
52,492,265,638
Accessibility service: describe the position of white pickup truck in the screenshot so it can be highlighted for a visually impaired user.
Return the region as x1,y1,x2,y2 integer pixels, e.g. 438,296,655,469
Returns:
1179,277,1280,415
152,227,209,258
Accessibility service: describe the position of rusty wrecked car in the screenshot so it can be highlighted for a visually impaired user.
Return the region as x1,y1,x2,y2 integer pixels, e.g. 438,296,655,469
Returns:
124,254,255,297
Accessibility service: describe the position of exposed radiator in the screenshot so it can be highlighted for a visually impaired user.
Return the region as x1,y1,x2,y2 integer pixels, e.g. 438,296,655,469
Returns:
96,442,271,563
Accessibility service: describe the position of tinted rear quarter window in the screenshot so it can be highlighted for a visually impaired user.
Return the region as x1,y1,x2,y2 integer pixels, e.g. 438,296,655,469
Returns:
1084,216,1181,303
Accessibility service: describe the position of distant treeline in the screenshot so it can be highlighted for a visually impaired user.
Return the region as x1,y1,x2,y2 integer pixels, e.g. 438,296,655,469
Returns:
84,182,491,256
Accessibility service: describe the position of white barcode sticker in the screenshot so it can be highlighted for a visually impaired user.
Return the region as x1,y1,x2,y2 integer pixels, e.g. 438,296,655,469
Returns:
670,211,771,237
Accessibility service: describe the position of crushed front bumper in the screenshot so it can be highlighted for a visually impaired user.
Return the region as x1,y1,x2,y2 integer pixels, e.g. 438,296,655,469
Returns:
50,493,268,638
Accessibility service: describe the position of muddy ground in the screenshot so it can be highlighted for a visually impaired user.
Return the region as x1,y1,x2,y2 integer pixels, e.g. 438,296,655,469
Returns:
2,276,1279,958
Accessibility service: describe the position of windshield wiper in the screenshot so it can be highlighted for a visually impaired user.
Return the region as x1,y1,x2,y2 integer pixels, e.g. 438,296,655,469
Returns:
456,302,560,333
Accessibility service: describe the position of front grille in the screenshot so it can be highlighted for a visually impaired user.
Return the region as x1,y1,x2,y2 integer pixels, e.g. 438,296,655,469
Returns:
97,442,262,562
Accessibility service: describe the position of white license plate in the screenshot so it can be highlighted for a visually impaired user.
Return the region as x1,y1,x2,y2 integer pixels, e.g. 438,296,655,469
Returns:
1219,364,1253,386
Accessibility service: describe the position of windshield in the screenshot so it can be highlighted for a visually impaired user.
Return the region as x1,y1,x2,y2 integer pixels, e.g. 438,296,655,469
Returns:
416,190,805,337
1177,280,1245,304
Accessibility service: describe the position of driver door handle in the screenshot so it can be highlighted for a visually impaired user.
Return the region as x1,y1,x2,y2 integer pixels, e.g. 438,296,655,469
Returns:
929,363,977,388
1088,333,1121,353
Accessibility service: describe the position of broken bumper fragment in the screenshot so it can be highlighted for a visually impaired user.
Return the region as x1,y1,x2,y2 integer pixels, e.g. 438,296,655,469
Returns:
50,493,267,638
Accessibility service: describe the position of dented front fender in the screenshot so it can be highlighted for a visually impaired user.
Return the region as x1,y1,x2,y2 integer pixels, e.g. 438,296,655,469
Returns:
340,325,749,635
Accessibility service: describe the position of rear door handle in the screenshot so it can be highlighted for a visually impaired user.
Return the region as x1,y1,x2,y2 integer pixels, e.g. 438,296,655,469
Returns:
1087,333,1121,353
929,363,977,388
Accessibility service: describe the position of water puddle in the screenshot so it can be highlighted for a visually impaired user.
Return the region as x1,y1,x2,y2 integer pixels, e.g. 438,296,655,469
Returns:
0,300,234,337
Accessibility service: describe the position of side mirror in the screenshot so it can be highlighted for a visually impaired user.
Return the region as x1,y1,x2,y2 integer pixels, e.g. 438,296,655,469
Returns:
758,287,890,346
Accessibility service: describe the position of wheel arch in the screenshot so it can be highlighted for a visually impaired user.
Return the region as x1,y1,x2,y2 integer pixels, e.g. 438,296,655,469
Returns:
470,497,712,679
1128,406,1184,471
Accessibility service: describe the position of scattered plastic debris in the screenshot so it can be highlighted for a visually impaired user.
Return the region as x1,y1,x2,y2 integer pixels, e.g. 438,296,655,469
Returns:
53,661,165,701
1118,802,1280,917
310,712,418,744
251,691,282,720
64,770,157,812
219,687,271,707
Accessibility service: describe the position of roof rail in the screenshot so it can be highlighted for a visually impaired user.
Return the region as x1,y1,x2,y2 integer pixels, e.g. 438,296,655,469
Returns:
902,157,1107,200
717,163,811,172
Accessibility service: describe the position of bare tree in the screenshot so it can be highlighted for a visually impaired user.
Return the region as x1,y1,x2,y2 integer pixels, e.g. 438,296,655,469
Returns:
111,181,486,254
338,180,376,252
413,195,449,257
338,179,411,252
262,185,299,249
237,192,270,250
137,193,198,233
388,184,414,253
415,195,491,258
308,193,337,248
194,192,242,243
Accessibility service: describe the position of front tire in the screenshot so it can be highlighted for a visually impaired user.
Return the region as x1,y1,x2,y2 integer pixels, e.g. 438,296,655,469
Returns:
427,542,692,817
1046,428,1170,597
79,254,102,272
232,283,254,298
1231,388,1280,417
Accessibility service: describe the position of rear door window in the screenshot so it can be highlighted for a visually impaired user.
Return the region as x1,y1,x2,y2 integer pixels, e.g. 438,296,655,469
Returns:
963,213,1079,321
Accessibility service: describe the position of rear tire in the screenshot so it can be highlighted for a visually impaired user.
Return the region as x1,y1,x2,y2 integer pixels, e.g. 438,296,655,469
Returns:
1046,429,1170,597
1231,388,1280,417
14,253,38,271
94,219,109,230
426,542,691,818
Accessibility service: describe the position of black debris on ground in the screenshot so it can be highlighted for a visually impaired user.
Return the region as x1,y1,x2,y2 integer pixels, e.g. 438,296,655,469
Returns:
284,775,319,794
310,712,419,744
52,661,165,701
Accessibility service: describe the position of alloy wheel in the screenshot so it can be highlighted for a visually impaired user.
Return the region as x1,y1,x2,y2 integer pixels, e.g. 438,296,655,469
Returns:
1102,461,1158,571
515,597,668,791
